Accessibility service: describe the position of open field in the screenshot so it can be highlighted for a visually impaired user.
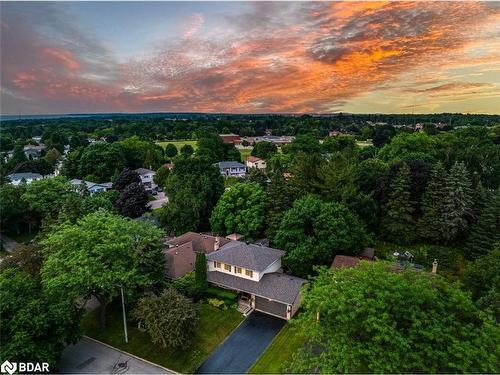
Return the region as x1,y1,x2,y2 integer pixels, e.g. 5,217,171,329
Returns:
81,302,244,373
156,140,198,151
248,323,305,374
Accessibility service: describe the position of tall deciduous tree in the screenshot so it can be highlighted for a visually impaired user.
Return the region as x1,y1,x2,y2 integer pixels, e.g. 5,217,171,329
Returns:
21,176,73,220
290,263,499,374
114,182,149,218
382,163,415,244
41,212,165,329
132,288,198,349
165,143,178,158
274,195,370,277
251,141,277,160
210,182,266,239
0,269,81,366
265,160,292,239
112,168,141,191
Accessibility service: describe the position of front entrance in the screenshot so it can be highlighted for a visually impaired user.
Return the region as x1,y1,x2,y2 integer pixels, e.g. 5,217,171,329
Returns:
237,292,253,315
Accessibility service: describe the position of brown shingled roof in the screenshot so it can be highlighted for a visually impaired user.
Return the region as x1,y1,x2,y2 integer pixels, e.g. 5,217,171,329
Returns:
166,232,231,254
331,255,361,269
163,242,196,279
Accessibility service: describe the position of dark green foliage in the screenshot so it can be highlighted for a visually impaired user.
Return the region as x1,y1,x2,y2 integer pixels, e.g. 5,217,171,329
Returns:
382,163,416,244
154,165,170,188
132,288,199,349
463,246,500,319
21,176,73,220
71,142,126,183
418,162,448,242
161,158,224,235
112,168,141,191
0,269,82,366
290,263,500,374
465,190,500,259
118,136,164,170
265,162,292,239
283,134,321,155
41,211,165,329
251,141,277,160
195,252,208,292
0,184,29,233
13,158,53,175
180,144,194,156
210,182,266,239
274,195,370,277
321,135,357,153
114,182,149,218
165,143,178,158
442,162,473,242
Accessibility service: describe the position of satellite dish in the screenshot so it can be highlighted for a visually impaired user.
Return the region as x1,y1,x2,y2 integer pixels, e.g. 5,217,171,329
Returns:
393,252,400,257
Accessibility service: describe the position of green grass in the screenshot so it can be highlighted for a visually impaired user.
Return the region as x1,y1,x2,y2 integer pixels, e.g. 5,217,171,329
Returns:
81,302,244,373
156,140,198,151
249,323,306,374
239,148,252,160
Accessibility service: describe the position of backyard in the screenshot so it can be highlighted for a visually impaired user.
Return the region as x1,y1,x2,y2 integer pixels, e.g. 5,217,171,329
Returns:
249,323,306,374
81,301,244,373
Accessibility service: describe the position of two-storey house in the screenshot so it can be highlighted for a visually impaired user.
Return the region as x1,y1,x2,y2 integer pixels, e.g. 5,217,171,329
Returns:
207,241,305,320
134,168,156,191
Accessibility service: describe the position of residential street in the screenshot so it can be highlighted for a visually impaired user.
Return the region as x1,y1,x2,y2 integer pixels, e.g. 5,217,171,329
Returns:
195,312,285,374
57,337,174,374
148,192,168,210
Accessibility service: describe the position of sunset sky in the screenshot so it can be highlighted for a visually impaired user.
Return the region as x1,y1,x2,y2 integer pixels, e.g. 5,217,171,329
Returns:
1,1,499,115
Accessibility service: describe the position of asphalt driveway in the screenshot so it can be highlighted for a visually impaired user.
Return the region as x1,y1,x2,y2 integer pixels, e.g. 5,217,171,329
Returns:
196,312,285,374
57,337,173,374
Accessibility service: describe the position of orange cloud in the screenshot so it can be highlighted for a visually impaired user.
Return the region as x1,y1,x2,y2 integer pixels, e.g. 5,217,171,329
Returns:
43,48,80,70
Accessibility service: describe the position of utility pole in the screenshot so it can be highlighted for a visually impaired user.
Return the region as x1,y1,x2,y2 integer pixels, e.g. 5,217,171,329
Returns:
120,285,128,343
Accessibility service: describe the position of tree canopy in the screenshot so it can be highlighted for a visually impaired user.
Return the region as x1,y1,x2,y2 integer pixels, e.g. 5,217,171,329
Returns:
290,262,500,374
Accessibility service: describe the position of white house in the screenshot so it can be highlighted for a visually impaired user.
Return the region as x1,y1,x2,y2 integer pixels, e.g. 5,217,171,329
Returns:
216,161,246,177
245,156,267,170
206,241,305,320
134,168,156,191
69,179,112,194
23,144,45,159
7,172,43,185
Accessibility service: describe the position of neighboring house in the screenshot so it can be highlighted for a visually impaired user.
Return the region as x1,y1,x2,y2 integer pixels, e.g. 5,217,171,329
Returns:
164,163,175,171
216,161,247,177
134,168,156,191
163,232,232,279
70,179,112,194
23,144,45,159
246,156,266,170
242,135,294,147
207,241,306,320
7,172,43,185
220,134,241,145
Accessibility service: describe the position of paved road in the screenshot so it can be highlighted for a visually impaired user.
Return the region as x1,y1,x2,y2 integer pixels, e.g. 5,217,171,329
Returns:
148,192,168,210
57,337,174,374
196,312,285,374
0,234,20,253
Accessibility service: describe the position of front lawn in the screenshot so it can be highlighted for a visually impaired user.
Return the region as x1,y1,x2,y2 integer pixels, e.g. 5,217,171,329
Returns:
249,323,306,374
81,302,244,373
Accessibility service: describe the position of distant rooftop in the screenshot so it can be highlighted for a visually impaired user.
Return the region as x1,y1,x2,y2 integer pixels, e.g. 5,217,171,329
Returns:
217,161,246,169
7,172,43,181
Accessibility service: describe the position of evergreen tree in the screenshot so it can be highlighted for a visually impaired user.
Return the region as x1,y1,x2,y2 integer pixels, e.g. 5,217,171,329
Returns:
442,162,473,243
265,163,292,239
418,162,448,242
465,190,500,259
382,163,415,244
194,252,207,292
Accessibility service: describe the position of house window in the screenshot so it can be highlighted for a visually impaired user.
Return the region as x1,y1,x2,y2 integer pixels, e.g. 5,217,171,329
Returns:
214,261,221,269
245,269,253,278
235,267,242,274
224,264,232,272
